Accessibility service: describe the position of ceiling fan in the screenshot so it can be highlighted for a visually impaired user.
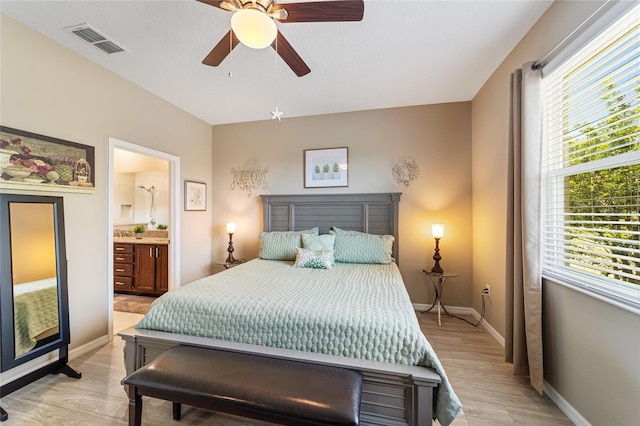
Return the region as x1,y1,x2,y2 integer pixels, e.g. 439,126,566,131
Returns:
197,0,365,77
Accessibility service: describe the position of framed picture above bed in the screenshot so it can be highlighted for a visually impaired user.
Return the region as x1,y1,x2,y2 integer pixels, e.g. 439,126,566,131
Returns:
304,147,348,188
184,180,206,211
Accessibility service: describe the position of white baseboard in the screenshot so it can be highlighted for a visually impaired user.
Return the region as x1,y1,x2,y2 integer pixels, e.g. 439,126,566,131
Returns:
69,334,111,360
544,381,591,426
413,303,505,347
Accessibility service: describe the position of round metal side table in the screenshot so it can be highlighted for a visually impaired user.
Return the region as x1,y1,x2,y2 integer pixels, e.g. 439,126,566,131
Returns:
419,270,459,326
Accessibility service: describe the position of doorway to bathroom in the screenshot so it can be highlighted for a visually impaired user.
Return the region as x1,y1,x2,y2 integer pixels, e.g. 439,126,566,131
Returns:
108,138,180,337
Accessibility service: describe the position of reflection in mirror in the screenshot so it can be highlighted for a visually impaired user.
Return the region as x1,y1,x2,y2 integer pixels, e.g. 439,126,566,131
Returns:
0,194,80,420
10,203,60,357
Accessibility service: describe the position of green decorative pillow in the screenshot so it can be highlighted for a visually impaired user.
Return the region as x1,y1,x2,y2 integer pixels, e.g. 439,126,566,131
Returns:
331,227,395,264
259,228,319,261
293,248,334,270
330,227,364,235
302,233,336,251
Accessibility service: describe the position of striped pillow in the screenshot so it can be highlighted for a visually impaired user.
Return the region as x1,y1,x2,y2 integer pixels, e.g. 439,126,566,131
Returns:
259,228,319,261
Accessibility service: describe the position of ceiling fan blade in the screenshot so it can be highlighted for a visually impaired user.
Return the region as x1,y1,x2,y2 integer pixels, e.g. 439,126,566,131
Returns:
202,30,240,67
272,31,310,77
196,0,236,11
274,0,364,23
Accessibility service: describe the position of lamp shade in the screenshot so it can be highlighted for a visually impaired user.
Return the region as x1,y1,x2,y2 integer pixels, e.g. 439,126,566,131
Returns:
226,222,236,234
432,224,444,239
231,9,277,49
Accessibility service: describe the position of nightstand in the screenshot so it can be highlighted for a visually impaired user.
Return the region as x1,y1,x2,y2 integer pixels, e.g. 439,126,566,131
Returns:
222,259,247,269
419,270,459,326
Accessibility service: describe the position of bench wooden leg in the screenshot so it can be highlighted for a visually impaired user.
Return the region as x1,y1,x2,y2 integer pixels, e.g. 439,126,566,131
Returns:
128,387,142,426
172,402,181,420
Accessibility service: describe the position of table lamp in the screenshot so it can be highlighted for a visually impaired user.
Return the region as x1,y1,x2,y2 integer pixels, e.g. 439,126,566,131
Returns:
431,224,444,273
226,222,236,263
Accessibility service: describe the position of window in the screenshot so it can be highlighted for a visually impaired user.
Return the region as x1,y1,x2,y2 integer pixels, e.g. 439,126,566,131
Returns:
541,4,640,310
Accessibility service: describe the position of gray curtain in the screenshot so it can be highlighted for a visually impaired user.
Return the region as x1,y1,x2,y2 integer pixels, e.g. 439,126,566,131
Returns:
506,62,543,394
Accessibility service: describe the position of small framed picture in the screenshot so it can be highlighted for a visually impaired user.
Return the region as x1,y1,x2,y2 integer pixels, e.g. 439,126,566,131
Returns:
304,147,348,188
184,180,206,211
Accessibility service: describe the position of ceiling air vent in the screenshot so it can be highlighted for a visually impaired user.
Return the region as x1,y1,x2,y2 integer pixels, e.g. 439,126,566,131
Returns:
64,23,128,54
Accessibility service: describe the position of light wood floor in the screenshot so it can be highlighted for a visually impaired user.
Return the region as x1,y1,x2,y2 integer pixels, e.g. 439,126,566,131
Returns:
417,313,572,425
0,313,572,425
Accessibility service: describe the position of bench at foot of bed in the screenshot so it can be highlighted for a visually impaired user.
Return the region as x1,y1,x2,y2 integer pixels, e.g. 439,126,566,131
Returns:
122,345,363,426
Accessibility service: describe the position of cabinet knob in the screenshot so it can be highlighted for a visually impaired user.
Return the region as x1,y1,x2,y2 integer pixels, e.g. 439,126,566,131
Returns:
115,268,125,272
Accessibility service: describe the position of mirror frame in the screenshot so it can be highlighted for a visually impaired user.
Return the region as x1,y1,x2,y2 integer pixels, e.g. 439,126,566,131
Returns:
0,194,71,372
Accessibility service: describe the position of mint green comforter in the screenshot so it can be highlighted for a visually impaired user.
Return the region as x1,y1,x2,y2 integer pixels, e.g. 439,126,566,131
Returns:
14,278,59,356
137,259,462,425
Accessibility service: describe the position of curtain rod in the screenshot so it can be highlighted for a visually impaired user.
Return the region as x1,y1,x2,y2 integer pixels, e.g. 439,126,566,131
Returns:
532,0,613,71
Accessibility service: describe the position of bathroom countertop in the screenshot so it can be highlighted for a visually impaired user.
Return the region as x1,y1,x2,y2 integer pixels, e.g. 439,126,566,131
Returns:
114,237,169,245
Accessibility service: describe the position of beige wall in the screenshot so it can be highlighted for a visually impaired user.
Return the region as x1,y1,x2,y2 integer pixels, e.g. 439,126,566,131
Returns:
0,14,213,375
543,281,640,425
472,1,640,424
211,103,473,306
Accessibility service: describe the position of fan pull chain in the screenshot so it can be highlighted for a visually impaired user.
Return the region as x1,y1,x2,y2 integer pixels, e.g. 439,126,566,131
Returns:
228,30,233,78
270,33,283,121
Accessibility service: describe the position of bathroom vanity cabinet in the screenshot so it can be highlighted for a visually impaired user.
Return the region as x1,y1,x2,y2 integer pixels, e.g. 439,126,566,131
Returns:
114,242,168,296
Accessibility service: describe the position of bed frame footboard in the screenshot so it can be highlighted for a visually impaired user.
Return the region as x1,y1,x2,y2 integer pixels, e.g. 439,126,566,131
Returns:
120,329,440,426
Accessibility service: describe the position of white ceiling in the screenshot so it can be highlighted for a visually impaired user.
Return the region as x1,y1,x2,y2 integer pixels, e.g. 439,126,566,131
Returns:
114,148,169,173
0,0,553,126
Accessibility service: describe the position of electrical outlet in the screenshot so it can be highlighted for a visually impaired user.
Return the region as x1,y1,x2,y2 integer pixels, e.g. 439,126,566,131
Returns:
484,285,491,298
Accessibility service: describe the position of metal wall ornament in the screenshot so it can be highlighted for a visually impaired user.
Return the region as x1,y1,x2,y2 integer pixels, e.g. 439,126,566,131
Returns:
230,164,268,197
392,157,419,187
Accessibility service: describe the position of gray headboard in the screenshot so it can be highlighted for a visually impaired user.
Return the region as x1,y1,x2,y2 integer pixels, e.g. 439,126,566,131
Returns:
260,193,402,263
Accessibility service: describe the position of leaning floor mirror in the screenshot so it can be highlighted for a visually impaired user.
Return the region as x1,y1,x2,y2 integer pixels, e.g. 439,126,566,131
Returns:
0,194,80,421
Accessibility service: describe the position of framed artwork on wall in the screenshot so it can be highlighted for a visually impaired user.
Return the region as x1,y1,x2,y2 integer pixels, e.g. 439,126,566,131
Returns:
0,126,95,194
304,147,348,188
184,180,206,211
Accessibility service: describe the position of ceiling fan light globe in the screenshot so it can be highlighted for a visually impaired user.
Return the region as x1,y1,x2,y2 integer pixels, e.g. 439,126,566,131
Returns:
231,9,277,49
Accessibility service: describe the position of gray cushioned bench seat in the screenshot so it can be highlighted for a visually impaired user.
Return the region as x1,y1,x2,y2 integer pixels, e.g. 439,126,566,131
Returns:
122,345,363,426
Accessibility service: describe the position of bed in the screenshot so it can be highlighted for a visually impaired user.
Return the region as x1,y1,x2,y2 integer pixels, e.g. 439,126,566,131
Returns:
120,193,462,425
13,277,59,356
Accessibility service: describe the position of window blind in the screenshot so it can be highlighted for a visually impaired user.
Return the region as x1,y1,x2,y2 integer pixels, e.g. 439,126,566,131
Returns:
541,3,640,307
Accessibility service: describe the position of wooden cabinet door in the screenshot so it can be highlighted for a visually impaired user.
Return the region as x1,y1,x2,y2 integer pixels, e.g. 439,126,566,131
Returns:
134,244,156,293
155,245,169,293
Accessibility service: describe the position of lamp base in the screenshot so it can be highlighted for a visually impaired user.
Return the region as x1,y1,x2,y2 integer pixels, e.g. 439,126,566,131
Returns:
431,237,443,274
226,233,235,264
